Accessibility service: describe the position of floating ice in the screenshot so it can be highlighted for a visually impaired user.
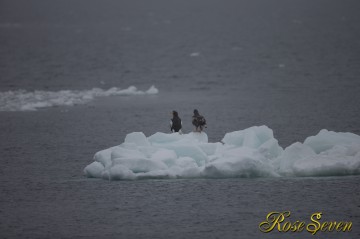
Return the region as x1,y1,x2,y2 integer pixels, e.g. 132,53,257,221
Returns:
190,52,200,57
0,85,158,111
83,126,360,180
275,129,360,177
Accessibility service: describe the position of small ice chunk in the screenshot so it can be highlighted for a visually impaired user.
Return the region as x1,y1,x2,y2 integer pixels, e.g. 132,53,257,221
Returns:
124,132,150,147
83,161,104,178
190,52,200,57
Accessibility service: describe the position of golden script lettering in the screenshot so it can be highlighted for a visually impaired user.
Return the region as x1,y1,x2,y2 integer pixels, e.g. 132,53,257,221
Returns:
259,211,352,234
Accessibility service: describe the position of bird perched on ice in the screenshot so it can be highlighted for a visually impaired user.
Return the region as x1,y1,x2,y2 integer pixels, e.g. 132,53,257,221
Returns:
170,110,182,133
192,109,207,132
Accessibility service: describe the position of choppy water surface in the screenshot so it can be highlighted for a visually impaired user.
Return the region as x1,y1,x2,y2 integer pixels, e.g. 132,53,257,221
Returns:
1,0,360,238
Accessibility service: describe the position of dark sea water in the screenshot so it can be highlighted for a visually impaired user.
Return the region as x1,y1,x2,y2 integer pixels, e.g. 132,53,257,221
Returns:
1,0,360,238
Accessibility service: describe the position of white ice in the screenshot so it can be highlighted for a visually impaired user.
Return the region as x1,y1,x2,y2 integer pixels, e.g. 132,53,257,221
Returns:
0,85,158,111
84,126,360,180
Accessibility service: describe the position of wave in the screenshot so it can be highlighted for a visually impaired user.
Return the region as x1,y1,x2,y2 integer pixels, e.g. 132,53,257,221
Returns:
0,85,158,111
83,126,360,180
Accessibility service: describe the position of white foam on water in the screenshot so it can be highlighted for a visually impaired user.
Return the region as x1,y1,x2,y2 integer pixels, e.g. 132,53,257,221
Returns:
0,85,158,111
83,126,360,180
